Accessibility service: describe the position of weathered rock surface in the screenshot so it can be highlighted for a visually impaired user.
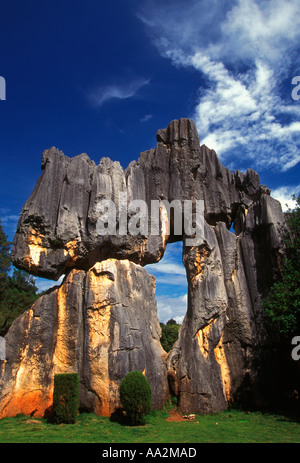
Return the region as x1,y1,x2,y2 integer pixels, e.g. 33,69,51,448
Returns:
166,183,286,413
0,259,168,418
1,118,288,417
169,213,283,413
11,118,268,281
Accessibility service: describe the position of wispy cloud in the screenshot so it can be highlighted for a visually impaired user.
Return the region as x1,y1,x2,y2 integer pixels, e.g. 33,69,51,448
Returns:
271,184,300,211
146,242,186,281
138,0,300,172
145,242,187,322
156,294,187,324
140,114,153,123
146,261,186,276
0,214,19,240
89,77,150,107
0,215,19,224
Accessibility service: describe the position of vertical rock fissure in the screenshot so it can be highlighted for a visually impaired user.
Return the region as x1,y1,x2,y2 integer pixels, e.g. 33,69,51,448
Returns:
238,237,260,337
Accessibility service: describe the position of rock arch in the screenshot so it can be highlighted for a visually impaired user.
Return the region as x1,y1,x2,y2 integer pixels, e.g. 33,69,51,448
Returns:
0,118,286,417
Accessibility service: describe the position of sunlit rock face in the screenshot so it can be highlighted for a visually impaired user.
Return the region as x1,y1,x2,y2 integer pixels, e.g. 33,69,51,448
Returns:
0,259,168,418
1,118,287,417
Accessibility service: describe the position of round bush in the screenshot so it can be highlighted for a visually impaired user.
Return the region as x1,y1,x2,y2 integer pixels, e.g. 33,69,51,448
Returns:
119,371,152,425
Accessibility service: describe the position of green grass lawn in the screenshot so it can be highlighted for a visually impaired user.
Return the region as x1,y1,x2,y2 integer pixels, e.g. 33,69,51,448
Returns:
0,407,299,443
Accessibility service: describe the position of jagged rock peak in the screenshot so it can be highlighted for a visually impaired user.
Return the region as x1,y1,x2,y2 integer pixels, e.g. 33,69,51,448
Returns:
156,118,199,148
11,118,276,281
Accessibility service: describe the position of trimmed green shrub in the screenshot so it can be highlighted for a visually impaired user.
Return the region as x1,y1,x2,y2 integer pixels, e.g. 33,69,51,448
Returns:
52,373,80,424
119,371,152,425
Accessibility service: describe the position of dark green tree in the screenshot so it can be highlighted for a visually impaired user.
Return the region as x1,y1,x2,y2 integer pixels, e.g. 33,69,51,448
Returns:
0,219,11,294
0,269,39,336
160,319,181,352
264,195,300,336
0,220,39,336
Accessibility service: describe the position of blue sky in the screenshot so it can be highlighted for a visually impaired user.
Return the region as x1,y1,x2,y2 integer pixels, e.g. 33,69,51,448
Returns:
0,0,300,322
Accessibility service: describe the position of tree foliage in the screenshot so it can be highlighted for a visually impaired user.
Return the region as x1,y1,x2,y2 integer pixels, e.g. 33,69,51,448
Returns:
160,319,181,352
0,220,39,336
264,195,300,336
0,219,11,294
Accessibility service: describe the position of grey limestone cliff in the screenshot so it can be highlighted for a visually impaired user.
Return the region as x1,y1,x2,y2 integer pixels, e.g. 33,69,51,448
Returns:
1,118,287,417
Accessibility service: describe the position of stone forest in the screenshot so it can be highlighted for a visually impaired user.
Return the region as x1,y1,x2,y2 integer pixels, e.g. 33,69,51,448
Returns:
0,118,297,419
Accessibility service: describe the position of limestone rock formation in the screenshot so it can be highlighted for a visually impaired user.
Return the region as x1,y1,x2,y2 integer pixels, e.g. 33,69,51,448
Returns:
11,118,264,281
1,118,287,417
0,259,168,418
167,191,286,413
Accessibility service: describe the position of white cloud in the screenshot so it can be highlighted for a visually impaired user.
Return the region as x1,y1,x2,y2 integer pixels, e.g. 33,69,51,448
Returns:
89,78,150,107
0,214,19,240
271,185,300,211
145,241,187,322
157,294,187,323
146,254,188,287
146,242,186,281
140,114,153,123
1,215,19,224
221,0,300,64
146,261,186,276
138,0,300,171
